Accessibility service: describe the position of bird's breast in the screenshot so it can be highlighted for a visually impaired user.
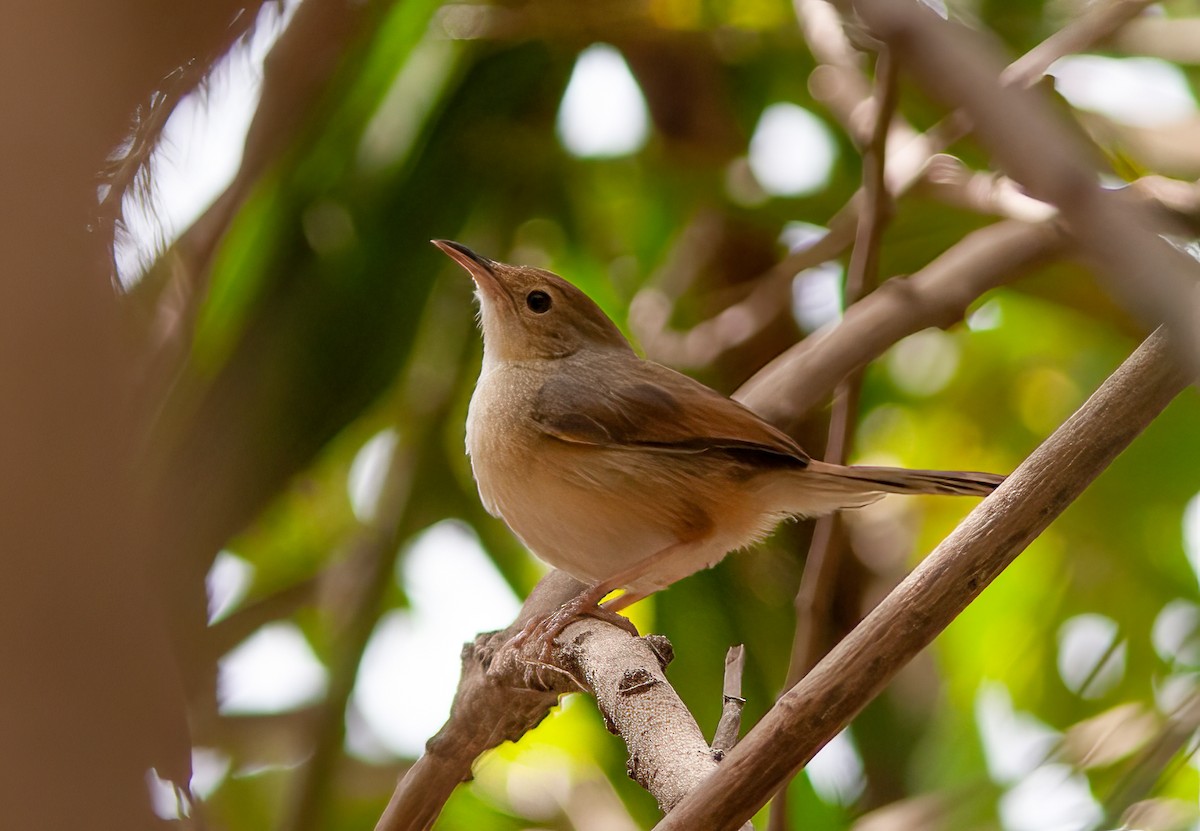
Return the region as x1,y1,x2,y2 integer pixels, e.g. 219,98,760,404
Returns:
465,362,795,588
466,364,702,581
466,363,539,513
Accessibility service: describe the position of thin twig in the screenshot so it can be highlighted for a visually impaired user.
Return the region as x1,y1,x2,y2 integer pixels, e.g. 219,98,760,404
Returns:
656,327,1191,830
712,645,747,758
1104,692,1200,823
846,48,898,299
768,49,898,831
798,47,898,680
1002,0,1156,88
632,217,855,369
915,0,1157,162
919,155,1057,223
637,0,1142,373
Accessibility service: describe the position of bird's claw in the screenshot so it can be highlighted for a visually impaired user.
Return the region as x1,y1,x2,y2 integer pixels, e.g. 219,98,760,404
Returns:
507,590,640,667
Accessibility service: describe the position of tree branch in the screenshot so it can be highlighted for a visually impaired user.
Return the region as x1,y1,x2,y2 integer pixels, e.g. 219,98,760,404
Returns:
557,624,718,813
633,0,1141,374
630,214,855,370
374,572,581,831
1002,0,1156,88
656,328,1191,829
854,0,1200,378
376,569,741,829
711,645,747,758
919,154,1057,223
734,218,1066,427
912,0,1157,164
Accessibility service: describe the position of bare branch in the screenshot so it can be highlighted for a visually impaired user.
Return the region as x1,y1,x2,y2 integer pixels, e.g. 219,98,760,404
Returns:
795,0,874,143
558,622,718,812
1002,0,1156,88
855,0,1200,377
1113,15,1200,64
919,0,1158,158
636,0,1135,373
656,328,1191,830
645,0,1149,377
631,217,854,369
1105,692,1200,823
377,570,727,829
920,154,1057,223
204,577,318,662
375,573,583,831
712,645,747,758
734,219,1066,428
845,48,897,301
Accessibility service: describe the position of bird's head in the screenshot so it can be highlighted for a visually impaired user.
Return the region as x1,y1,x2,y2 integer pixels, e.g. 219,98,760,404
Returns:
433,240,633,363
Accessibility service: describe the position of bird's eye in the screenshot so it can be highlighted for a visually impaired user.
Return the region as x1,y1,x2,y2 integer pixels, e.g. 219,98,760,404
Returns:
526,290,552,314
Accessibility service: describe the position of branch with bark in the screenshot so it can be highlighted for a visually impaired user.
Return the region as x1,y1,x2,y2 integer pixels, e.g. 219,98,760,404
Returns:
381,316,1189,830
657,327,1190,828
376,571,745,830
767,46,897,830
734,218,1065,426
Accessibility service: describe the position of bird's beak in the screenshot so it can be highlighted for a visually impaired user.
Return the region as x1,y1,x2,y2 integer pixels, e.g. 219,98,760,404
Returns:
432,240,507,301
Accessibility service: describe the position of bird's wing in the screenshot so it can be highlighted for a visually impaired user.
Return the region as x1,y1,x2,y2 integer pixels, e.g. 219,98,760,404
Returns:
531,358,810,465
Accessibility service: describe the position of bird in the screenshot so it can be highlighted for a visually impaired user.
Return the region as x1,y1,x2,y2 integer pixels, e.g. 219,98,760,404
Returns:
434,239,1003,629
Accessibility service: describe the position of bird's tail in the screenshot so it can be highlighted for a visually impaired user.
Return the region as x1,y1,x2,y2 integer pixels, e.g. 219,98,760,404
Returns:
806,460,1004,497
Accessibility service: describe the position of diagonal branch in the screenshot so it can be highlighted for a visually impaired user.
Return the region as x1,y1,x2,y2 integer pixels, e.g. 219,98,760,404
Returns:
854,0,1200,378
656,327,1191,829
376,572,741,830
554,625,718,813
1002,0,1156,88
734,218,1066,427
374,573,581,831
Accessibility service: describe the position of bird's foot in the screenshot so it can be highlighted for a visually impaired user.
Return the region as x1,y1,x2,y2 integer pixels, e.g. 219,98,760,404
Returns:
508,586,639,664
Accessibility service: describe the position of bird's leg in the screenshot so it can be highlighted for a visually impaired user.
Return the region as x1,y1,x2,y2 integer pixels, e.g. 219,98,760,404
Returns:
507,580,637,657
603,589,648,612
508,540,694,658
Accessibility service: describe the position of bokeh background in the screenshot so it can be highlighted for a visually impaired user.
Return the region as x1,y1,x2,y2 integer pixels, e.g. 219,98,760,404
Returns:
8,0,1200,829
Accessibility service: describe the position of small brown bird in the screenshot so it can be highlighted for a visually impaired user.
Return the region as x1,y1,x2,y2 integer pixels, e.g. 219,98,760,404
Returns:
435,240,1002,619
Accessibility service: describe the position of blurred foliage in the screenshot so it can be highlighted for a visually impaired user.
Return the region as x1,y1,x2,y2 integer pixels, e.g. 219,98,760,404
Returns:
136,0,1200,829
